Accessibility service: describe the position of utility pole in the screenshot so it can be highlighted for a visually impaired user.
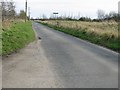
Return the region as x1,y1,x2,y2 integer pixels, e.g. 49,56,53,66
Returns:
25,0,27,22
0,2,2,23
28,7,30,20
1,1,5,21
118,1,120,15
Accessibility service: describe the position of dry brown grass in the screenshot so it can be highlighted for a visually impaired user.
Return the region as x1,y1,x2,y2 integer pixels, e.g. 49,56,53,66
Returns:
38,20,119,51
2,19,26,30
40,20,118,39
2,20,12,28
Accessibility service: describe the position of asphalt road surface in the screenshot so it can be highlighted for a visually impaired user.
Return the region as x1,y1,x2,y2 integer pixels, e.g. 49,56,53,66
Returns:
32,22,118,88
3,22,118,88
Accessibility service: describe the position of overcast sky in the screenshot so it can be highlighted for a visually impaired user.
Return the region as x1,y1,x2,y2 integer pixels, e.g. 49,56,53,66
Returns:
12,0,119,19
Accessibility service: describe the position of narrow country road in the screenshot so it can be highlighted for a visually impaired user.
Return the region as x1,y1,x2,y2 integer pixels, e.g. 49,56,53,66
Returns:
3,22,118,88
32,22,118,88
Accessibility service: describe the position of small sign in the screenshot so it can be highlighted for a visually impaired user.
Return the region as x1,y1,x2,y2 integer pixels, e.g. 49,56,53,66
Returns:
53,12,58,14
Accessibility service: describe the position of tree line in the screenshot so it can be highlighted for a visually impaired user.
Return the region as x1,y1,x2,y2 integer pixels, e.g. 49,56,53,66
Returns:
37,9,119,22
1,0,119,22
96,9,119,22
1,0,27,21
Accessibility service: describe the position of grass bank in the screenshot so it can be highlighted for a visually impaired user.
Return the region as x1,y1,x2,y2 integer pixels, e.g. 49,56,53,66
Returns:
1,21,35,55
39,21,119,52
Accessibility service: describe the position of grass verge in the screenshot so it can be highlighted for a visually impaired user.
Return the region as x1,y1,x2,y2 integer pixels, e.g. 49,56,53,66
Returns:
39,22,119,52
1,21,35,55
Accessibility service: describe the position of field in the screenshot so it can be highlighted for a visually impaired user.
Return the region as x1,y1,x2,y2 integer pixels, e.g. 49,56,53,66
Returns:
1,20,35,55
39,20,119,51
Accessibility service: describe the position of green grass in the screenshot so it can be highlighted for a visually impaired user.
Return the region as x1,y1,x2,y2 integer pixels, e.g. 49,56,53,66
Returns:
1,21,35,55
39,22,119,52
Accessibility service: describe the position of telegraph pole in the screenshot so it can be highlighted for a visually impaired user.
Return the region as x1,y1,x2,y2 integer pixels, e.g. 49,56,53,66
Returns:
25,0,27,22
28,7,30,20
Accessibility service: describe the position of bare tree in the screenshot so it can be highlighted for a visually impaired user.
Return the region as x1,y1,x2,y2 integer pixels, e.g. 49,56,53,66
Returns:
49,14,54,19
7,1,16,19
42,14,47,19
1,0,16,21
1,1,7,21
97,9,105,20
109,11,117,18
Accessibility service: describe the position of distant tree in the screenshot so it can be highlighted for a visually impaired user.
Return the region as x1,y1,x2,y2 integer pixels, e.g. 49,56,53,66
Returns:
103,11,119,21
42,14,47,19
110,12,119,21
1,0,16,21
49,14,54,20
7,1,16,18
92,19,100,22
77,12,80,19
104,14,109,19
97,9,105,20
79,17,86,21
18,10,26,19
79,17,91,21
109,11,117,18
1,1,7,21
